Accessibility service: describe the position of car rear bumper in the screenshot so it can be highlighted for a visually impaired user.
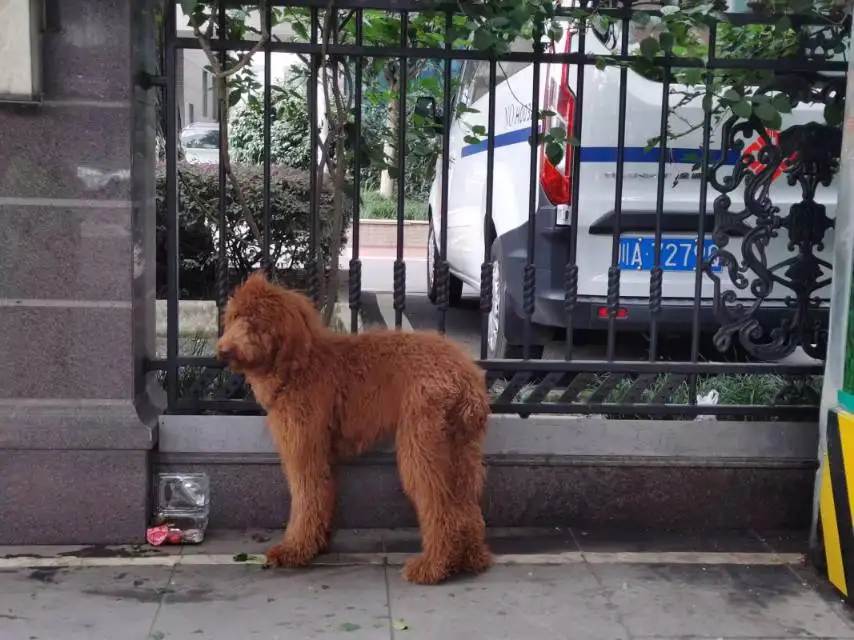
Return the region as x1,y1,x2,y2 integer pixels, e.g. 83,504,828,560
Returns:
492,202,828,337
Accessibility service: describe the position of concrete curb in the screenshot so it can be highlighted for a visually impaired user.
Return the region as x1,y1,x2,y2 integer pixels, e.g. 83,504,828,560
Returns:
0,550,805,570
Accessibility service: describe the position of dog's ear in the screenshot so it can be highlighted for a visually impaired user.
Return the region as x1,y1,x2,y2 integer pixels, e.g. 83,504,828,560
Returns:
272,290,320,374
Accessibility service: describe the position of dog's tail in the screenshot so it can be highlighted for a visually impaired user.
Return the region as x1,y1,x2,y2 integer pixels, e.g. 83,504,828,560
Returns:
452,367,491,442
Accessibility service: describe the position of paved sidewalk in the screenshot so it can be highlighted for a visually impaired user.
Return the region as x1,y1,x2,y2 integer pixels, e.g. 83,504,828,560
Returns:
1,529,853,640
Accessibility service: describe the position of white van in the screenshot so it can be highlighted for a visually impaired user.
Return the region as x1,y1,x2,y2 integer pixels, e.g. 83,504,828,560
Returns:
424,10,836,359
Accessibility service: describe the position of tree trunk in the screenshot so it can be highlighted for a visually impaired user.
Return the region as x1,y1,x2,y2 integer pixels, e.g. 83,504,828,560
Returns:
379,78,400,199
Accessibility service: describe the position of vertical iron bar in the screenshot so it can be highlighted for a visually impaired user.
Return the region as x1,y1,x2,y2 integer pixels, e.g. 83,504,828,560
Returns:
308,6,320,306
606,10,630,362
649,58,670,363
165,3,178,408
690,23,718,400
480,58,498,360
262,2,272,276
565,19,586,361
349,9,363,334
216,2,228,333
394,12,408,329
524,32,543,359
437,11,452,334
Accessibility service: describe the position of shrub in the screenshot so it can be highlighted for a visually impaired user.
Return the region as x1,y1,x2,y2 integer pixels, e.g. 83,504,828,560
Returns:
230,92,312,170
155,161,351,300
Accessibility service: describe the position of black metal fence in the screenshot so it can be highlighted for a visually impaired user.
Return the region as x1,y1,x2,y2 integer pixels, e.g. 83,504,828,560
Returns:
146,0,848,420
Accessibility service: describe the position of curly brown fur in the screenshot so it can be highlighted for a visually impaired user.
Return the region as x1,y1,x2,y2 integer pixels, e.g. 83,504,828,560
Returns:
216,271,492,584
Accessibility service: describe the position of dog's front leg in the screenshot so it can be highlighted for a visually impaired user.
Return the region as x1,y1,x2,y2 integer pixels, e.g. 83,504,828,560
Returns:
266,428,336,568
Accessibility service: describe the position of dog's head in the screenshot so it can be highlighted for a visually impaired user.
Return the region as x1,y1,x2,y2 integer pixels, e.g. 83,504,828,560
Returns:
216,271,319,375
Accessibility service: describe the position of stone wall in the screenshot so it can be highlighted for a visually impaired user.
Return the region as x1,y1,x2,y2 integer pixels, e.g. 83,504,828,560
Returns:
0,0,158,544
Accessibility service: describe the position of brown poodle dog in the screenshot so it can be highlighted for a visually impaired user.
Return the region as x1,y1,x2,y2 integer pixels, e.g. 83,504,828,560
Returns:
216,271,492,584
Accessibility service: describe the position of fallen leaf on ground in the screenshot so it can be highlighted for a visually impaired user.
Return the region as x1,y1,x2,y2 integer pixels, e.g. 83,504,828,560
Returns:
339,622,361,632
232,552,249,562
392,619,410,630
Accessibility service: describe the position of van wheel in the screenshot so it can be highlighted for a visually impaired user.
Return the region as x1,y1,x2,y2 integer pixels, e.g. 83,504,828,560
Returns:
487,259,545,360
426,222,462,306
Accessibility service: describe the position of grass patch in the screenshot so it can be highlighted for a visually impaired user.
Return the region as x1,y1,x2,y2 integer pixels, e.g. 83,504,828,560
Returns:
360,190,428,221
489,372,822,419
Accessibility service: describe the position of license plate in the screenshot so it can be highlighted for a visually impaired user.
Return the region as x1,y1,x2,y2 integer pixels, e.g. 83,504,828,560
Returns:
618,237,721,272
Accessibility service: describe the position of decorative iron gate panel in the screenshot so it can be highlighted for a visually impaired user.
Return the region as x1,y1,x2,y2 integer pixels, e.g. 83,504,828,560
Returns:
146,0,849,420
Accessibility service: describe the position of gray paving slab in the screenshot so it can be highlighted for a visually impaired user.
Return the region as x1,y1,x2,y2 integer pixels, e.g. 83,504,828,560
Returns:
0,566,172,640
586,562,854,639
1,558,854,640
386,563,631,640
149,564,391,640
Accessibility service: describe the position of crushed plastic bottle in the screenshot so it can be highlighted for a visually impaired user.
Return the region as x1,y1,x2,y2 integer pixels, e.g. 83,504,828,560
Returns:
150,472,210,545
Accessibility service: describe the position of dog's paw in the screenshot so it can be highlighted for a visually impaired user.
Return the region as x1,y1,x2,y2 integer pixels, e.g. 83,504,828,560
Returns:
459,543,493,575
265,543,314,568
402,554,450,585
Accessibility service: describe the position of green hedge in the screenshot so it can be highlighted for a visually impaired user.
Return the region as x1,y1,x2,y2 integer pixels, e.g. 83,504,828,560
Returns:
156,162,351,300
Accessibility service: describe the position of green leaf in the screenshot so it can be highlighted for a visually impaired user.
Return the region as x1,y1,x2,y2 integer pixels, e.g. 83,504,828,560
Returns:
659,31,675,53
180,0,200,16
472,27,494,51
545,141,564,166
392,620,410,631
228,90,243,108
825,102,844,127
540,109,557,118
731,99,752,119
292,21,308,42
455,104,480,114
640,37,660,61
765,109,783,131
463,135,481,144
233,552,249,562
471,124,487,135
339,623,362,632
723,89,741,104
548,24,564,43
549,126,566,140
754,101,778,125
683,69,703,85
594,57,609,71
660,5,680,15
771,94,792,114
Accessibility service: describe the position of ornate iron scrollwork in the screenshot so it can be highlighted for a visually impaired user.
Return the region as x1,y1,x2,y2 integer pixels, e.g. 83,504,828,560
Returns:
707,94,841,361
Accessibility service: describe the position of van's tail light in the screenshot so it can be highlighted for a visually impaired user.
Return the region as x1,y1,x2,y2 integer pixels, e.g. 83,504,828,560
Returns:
540,32,575,222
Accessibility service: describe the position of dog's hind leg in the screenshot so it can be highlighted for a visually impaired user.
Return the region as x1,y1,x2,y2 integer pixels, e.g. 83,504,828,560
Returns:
396,401,486,584
451,437,492,576
448,390,492,576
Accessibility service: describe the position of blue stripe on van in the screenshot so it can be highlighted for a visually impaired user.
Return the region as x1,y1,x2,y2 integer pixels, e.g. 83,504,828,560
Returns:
459,125,740,165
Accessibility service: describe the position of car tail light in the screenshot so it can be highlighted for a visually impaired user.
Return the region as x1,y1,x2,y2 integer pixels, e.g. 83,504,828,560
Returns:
597,306,628,319
540,32,575,211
